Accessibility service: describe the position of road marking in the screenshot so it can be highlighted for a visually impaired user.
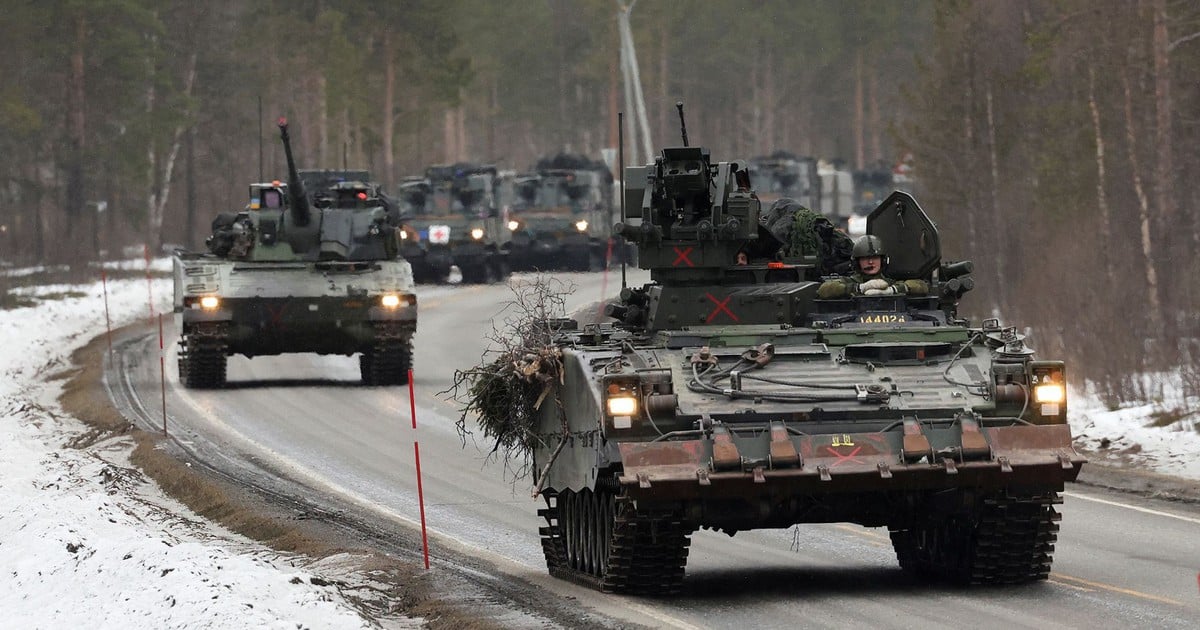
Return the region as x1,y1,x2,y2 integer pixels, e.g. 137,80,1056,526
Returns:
1051,573,1185,607
1048,578,1095,593
1064,491,1200,525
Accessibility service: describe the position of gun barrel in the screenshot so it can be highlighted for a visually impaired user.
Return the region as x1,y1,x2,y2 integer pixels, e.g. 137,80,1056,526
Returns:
939,260,973,281
278,118,312,227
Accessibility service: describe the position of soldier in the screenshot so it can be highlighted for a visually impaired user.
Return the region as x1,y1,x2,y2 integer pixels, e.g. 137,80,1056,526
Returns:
816,235,928,298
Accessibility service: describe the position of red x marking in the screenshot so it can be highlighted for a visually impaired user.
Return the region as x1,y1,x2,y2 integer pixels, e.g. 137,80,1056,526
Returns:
705,293,739,323
672,246,695,267
826,446,864,468
264,303,288,331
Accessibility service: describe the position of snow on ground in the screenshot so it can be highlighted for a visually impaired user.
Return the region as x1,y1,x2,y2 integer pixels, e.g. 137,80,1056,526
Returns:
1070,379,1200,480
1,261,1197,627
0,269,404,629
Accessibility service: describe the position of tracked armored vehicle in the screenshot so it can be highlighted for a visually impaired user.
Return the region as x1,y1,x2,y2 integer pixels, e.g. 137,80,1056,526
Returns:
502,154,616,271
527,128,1083,593
172,119,417,388
395,164,510,284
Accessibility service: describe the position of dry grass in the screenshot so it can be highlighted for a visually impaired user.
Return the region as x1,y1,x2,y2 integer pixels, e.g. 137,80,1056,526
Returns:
57,325,512,629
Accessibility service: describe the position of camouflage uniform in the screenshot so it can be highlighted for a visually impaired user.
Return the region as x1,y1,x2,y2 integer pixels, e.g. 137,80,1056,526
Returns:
816,272,928,299
816,234,928,298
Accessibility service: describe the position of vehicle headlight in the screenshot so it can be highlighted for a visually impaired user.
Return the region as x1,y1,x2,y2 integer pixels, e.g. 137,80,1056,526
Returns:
470,228,485,240
199,296,220,310
380,294,402,308
606,395,638,417
1033,383,1065,404
398,230,409,240
507,220,520,231
574,220,588,232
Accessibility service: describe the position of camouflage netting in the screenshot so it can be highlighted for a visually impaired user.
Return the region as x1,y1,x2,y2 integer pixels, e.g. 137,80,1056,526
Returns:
450,278,575,469
760,198,854,276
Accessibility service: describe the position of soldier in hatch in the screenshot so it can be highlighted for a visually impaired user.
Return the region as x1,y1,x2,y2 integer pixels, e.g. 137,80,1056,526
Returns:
816,235,928,298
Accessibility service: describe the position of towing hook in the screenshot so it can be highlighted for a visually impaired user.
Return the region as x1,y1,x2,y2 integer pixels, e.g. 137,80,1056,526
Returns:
741,342,775,367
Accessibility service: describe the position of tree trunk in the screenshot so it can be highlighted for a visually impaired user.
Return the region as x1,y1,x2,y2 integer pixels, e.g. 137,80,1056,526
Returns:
65,13,88,263
984,83,1006,311
443,109,456,163
382,31,396,189
185,125,196,249
1121,69,1164,337
1087,65,1115,287
868,69,882,163
148,53,197,252
317,73,328,166
854,49,865,170
1151,0,1176,247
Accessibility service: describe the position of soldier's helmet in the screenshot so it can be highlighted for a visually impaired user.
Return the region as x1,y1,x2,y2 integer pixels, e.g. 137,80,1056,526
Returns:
851,234,886,260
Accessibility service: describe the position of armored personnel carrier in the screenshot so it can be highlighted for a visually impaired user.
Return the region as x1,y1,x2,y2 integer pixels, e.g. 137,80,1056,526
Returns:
502,154,616,271
395,163,510,284
748,150,820,209
521,120,1083,593
172,119,417,387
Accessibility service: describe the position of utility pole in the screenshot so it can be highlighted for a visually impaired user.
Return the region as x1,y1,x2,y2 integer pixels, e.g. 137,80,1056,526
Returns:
616,0,653,164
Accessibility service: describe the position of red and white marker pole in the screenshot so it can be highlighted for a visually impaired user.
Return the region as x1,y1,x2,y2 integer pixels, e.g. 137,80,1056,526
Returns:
408,368,430,569
101,270,113,362
158,313,167,436
143,243,155,323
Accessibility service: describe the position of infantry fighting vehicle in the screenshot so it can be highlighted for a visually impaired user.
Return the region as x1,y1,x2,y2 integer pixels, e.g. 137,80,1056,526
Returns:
395,163,510,284
502,154,616,271
172,119,417,387
749,151,820,209
527,117,1083,593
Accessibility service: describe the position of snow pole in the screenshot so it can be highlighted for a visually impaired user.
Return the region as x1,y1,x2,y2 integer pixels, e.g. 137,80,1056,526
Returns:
158,313,167,437
143,243,155,323
101,270,113,362
408,368,430,569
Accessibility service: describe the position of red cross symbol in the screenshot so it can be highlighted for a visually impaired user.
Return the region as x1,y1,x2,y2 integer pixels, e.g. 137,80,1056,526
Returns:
428,225,451,244
705,293,739,323
672,246,695,267
826,446,864,468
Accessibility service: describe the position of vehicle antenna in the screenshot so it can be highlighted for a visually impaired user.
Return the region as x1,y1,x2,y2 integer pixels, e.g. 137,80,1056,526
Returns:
619,111,627,291
676,101,688,147
257,96,264,182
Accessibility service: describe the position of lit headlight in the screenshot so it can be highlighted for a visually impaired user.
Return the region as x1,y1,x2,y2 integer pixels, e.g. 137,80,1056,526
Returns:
1033,383,1065,404
606,395,638,417
507,220,520,231
380,294,402,308
470,228,485,240
574,220,589,232
199,296,220,310
398,230,409,240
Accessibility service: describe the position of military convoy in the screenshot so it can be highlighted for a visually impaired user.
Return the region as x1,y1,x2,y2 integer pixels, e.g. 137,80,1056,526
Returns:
502,154,616,271
172,119,417,388
521,127,1083,593
395,163,510,284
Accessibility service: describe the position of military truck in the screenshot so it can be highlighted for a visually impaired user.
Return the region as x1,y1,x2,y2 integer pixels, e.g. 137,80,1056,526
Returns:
502,154,616,271
395,163,510,284
519,135,1083,593
173,119,417,387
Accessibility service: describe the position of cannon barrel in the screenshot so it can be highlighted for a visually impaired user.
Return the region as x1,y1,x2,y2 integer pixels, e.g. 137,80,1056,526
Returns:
277,118,312,227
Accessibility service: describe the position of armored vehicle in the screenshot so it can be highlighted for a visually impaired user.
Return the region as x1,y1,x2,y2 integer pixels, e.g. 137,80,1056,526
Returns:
525,133,1083,593
395,163,510,284
749,151,820,210
502,154,616,271
172,119,417,388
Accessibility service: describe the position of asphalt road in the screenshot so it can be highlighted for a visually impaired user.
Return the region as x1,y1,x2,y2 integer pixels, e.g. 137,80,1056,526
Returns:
117,270,1200,629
